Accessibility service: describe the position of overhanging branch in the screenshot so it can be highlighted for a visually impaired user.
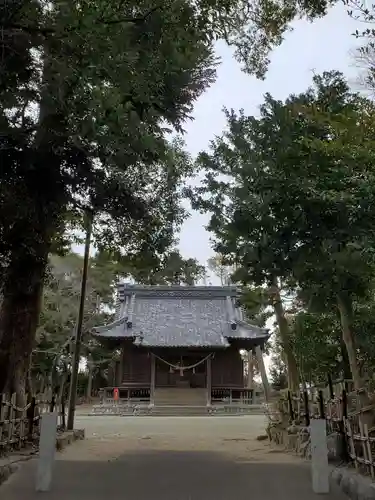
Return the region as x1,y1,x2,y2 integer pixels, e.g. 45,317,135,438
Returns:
4,5,162,37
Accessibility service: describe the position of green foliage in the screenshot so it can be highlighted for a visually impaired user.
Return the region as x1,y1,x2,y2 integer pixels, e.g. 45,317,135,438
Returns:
33,252,118,382
189,70,375,387
115,248,206,285
1,1,218,271
1,0,341,86
269,356,288,391
288,311,342,384
239,287,272,327
291,283,375,381
0,0,219,392
192,71,375,290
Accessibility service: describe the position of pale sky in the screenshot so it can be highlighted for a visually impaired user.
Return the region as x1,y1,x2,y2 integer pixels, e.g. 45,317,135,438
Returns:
178,4,361,272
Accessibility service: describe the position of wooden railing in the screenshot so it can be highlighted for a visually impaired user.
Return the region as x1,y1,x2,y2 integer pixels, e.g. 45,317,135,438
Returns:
99,386,263,405
94,386,265,416
99,387,150,405
0,393,65,456
211,388,262,405
266,380,375,478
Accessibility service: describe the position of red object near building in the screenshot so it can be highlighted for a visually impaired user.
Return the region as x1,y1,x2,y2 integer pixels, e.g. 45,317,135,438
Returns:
113,388,119,401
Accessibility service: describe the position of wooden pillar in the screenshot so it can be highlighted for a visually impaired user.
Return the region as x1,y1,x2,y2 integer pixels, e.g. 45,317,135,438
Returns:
247,350,254,390
107,362,114,387
86,359,93,401
115,360,122,387
206,355,212,406
247,350,254,404
118,342,124,387
255,345,270,402
150,353,155,405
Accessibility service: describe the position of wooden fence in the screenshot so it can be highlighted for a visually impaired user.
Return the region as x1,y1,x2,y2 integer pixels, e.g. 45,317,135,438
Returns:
266,378,375,478
0,393,66,456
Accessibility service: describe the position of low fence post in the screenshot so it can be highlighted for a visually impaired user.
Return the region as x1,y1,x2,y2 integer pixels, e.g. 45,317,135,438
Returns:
27,396,36,441
35,412,58,492
310,418,329,493
339,389,350,462
8,393,16,444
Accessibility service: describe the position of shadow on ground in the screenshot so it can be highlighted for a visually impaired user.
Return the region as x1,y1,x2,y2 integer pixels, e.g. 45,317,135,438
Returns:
3,450,345,500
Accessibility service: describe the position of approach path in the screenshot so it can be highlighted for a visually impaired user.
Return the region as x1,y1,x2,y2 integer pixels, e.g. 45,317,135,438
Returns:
2,414,345,500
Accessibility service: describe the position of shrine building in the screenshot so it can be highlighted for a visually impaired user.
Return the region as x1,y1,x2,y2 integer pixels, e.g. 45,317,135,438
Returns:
92,284,270,415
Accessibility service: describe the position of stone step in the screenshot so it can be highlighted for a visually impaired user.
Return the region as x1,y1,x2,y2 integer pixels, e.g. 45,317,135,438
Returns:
154,388,206,392
154,388,207,407
150,405,209,416
154,398,207,403
154,402,207,407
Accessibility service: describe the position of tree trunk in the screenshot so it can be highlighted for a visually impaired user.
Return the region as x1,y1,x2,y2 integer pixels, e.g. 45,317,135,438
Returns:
39,375,45,395
0,247,47,395
269,281,300,393
26,355,35,398
58,366,68,404
337,291,362,390
340,338,352,380
247,350,254,390
86,362,93,401
255,345,270,401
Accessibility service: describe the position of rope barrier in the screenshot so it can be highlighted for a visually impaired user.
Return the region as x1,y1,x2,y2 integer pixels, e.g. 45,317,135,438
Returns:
150,352,214,376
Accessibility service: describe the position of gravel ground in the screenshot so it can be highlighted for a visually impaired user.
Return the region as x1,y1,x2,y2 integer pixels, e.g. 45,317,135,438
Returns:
2,415,347,500
57,414,285,463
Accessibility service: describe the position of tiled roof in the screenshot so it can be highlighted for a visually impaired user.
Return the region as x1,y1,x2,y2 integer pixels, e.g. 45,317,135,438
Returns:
92,285,269,348
226,320,268,340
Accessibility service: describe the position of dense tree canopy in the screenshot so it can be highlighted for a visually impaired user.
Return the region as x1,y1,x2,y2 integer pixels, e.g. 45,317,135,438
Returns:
190,71,375,391
0,0,218,395
2,0,375,399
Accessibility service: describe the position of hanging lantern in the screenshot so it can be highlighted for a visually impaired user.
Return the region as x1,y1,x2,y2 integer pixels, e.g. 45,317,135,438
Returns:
192,367,196,374
169,365,173,373
180,367,184,377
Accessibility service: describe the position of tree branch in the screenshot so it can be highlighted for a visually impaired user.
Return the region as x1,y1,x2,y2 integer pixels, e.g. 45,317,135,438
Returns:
3,6,162,37
100,5,161,26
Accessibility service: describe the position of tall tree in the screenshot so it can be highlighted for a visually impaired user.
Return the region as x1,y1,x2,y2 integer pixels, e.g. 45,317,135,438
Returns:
0,0,219,394
190,71,375,391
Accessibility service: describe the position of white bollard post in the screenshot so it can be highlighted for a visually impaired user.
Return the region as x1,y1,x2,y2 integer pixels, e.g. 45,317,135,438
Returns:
310,419,329,494
36,413,58,492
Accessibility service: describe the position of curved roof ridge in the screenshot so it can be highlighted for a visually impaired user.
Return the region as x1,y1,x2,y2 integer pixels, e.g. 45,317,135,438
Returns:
117,284,239,300
92,315,128,334
235,319,268,333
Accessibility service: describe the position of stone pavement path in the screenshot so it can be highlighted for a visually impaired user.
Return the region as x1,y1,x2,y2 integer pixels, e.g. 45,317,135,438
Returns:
2,416,346,500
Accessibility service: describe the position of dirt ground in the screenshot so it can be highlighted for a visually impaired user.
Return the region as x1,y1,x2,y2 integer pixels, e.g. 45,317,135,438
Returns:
58,414,299,464
2,415,346,500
